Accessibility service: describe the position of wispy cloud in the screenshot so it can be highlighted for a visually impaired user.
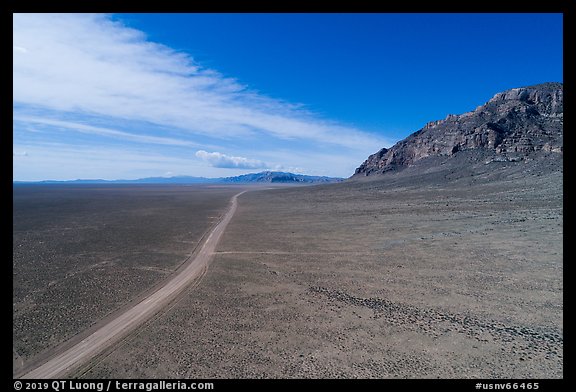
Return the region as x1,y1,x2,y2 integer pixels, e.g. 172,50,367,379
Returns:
195,150,269,169
16,116,200,147
12,143,207,181
13,13,391,179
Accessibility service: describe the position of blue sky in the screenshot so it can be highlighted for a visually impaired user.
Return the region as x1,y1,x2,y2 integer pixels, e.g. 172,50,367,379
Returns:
13,13,563,180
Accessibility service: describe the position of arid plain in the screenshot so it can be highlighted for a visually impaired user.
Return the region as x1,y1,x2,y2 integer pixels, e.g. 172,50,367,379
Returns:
63,153,563,379
13,184,247,377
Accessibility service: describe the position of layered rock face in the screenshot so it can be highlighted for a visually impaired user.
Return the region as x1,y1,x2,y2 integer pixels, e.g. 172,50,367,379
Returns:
354,82,563,176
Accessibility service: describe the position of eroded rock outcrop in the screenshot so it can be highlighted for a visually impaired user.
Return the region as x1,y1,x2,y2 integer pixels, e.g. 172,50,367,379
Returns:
354,82,563,176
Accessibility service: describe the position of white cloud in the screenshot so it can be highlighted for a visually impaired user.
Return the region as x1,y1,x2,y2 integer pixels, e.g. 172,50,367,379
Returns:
13,143,283,181
13,13,395,179
195,150,269,169
15,116,200,147
13,143,201,181
13,13,389,150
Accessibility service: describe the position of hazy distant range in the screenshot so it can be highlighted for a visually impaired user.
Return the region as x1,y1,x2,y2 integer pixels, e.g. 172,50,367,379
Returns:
13,171,344,185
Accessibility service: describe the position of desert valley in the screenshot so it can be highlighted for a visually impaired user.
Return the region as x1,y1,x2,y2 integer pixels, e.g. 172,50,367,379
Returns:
14,83,563,379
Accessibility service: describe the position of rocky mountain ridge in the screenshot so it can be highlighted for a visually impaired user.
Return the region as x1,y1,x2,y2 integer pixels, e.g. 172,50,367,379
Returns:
354,82,563,177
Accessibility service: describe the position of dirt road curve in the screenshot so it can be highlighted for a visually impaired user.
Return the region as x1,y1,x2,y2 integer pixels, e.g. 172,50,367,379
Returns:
20,191,246,379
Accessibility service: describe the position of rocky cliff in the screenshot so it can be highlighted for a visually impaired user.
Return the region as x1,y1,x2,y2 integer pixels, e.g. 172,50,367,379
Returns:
354,82,563,177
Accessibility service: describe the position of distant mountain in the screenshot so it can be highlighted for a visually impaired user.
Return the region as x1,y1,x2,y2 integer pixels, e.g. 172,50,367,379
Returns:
116,176,214,184
219,171,342,184
14,176,213,185
353,82,563,177
14,171,343,185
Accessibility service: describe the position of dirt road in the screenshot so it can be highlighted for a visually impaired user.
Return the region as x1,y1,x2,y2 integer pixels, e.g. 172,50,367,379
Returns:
20,191,246,379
